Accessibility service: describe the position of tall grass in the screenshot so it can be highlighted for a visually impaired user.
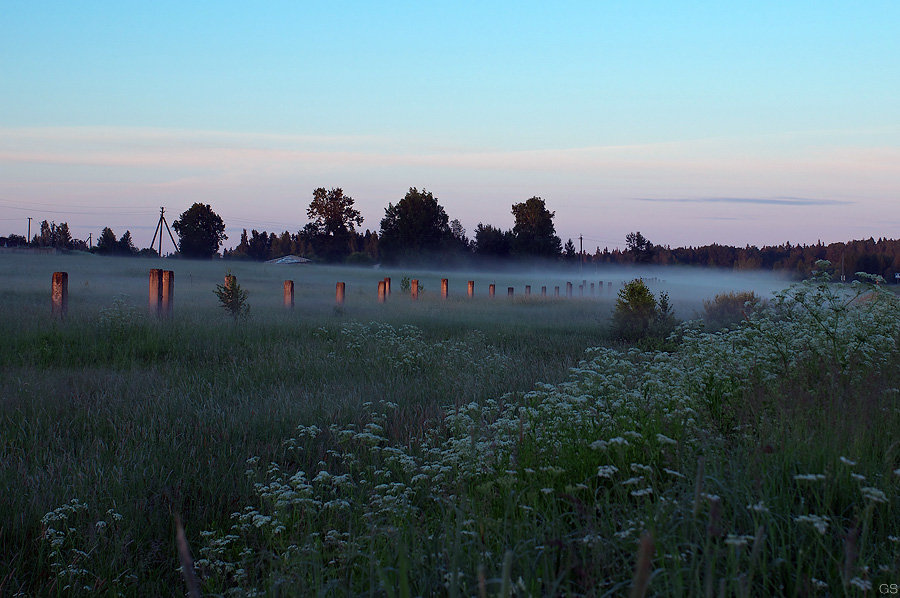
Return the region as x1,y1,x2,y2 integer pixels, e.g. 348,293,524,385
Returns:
2,254,898,595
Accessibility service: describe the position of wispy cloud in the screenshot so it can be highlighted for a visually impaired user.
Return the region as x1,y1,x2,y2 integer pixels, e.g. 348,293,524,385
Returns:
634,196,854,206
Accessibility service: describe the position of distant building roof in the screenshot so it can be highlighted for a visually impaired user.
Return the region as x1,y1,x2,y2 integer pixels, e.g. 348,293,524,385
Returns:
265,254,311,265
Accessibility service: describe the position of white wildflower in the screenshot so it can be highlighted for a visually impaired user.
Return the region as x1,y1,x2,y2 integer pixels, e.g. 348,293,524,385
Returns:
851,473,866,482
849,577,872,591
597,465,619,478
794,514,829,535
656,433,677,445
663,468,684,478
746,501,769,513
861,486,888,504
630,487,653,497
839,456,857,466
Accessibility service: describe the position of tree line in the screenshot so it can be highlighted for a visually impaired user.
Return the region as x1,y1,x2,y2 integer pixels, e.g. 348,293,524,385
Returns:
2,188,898,280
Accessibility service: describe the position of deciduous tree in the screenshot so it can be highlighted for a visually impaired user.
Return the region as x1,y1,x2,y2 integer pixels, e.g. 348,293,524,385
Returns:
172,203,227,259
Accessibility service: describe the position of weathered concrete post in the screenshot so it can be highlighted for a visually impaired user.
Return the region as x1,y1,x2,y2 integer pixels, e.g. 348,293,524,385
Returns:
441,278,448,299
149,269,163,315
541,285,547,297
566,282,573,298
377,280,386,303
467,280,474,298
507,286,514,297
162,270,175,317
489,284,495,298
599,280,604,292
607,281,612,290
579,284,584,297
411,279,419,300
336,282,345,305
525,285,531,297
590,282,595,296
384,277,391,296
51,272,68,319
283,280,294,309
555,286,560,297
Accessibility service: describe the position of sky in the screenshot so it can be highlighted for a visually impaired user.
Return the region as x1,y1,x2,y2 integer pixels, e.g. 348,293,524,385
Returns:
1,1,898,252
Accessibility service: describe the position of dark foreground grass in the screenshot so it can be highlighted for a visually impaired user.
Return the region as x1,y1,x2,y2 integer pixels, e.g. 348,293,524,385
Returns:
0,256,610,595
2,254,898,596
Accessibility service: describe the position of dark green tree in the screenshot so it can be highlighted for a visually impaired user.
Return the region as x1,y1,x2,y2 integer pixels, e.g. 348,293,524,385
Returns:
96,227,119,255
626,231,654,263
511,197,562,259
474,223,512,258
378,188,453,263
306,187,364,262
564,238,577,261
117,231,137,255
172,203,227,259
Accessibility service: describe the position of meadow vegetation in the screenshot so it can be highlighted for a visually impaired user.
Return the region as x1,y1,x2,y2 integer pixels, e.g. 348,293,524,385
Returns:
1,254,898,596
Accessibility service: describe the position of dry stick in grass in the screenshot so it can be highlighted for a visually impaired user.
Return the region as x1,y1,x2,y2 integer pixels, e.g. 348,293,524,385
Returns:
629,532,654,598
174,514,201,598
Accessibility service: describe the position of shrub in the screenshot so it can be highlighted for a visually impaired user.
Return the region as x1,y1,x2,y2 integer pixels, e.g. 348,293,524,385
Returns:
703,290,762,330
213,272,250,320
612,279,678,342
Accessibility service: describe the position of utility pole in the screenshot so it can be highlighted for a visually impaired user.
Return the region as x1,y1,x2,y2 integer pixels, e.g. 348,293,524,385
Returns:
150,207,179,257
27,217,32,244
579,234,584,273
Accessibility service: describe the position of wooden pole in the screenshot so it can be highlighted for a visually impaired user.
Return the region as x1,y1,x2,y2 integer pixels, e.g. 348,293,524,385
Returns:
283,280,294,309
441,278,448,299
489,283,495,298
566,282,573,298
541,285,546,297
525,285,531,297
377,280,386,303
467,280,474,298
149,269,163,316
336,282,345,305
411,279,419,300
162,270,175,317
384,277,391,296
51,272,68,319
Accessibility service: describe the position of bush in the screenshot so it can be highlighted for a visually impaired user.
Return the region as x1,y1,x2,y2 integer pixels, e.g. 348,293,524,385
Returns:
703,291,762,330
612,279,678,342
213,272,250,320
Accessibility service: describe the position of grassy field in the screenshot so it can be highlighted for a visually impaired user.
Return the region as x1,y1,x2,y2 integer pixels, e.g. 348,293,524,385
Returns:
1,253,898,596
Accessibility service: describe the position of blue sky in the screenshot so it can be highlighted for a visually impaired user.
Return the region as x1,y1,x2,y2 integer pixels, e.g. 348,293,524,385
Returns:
1,1,898,250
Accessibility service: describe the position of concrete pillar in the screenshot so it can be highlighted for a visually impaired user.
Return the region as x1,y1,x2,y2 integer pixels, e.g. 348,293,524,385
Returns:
162,270,175,317
555,286,560,297
51,272,68,319
525,285,531,297
566,282,573,298
336,282,345,305
541,286,547,297
590,282,595,296
149,269,163,315
283,280,294,309
411,279,419,300
489,284,495,298
467,280,474,298
441,278,448,299
377,280,386,303
384,277,391,296
507,286,514,297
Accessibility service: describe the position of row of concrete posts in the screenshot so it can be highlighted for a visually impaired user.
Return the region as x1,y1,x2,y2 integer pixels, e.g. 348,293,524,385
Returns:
50,271,623,318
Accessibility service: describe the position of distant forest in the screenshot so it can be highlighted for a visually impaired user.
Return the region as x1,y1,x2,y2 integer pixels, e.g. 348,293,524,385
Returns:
3,188,898,281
